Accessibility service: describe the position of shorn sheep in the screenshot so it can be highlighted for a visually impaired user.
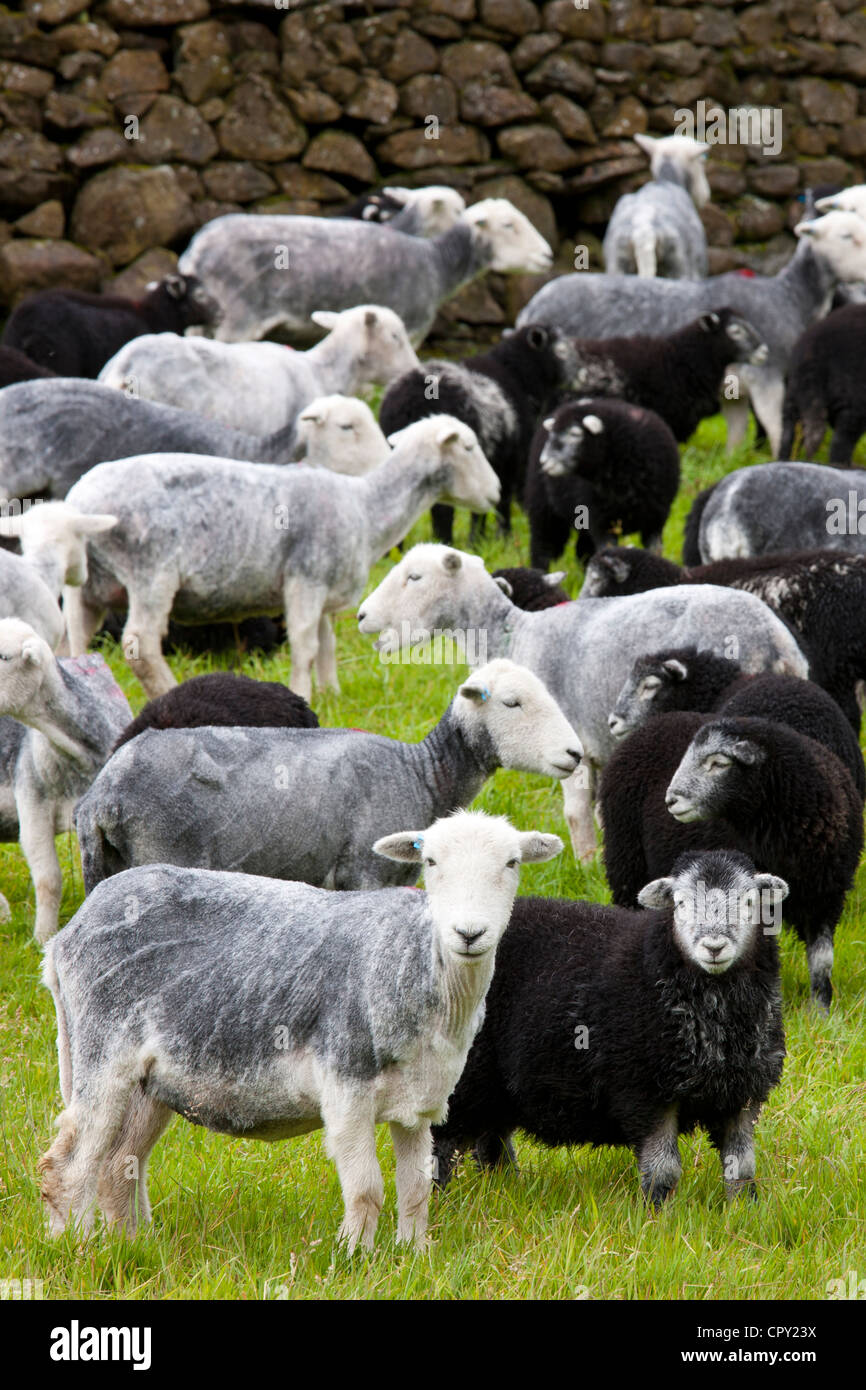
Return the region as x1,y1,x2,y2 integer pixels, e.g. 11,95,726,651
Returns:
0,618,131,940
56,418,500,700
432,850,787,1205
357,544,809,859
97,305,419,436
38,811,563,1249
2,275,221,378
177,199,552,346
603,133,710,279
75,660,581,891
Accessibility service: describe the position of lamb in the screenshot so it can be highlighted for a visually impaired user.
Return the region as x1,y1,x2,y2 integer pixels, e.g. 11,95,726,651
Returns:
97,305,418,436
557,310,767,444
112,672,318,752
779,304,866,463
432,850,787,1204
517,210,866,453
608,648,865,796
177,199,553,346
56,418,500,700
815,185,866,218
0,618,131,940
379,324,575,539
2,275,221,379
0,549,65,650
0,346,54,387
491,567,569,611
292,396,389,474
38,810,563,1248
602,133,710,279
523,398,680,568
598,713,863,1007
357,544,809,860
339,185,466,236
584,545,866,732
0,502,118,651
75,659,581,891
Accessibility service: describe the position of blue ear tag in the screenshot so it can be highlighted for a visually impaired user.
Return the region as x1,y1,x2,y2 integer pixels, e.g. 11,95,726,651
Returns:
481,687,490,701
413,839,423,850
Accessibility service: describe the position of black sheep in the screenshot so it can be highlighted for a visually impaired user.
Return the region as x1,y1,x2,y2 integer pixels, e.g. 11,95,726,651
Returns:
599,713,864,1008
378,324,574,541
524,397,680,568
584,545,866,732
779,304,866,464
0,346,55,388
1,274,221,379
432,851,786,1204
558,309,767,443
113,672,318,752
98,611,286,660
491,566,569,611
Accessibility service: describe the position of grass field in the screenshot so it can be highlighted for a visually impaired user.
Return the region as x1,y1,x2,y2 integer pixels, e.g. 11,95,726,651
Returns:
1,415,864,1301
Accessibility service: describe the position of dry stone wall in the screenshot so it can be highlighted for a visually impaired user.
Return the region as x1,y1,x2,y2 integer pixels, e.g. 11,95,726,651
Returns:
2,0,866,340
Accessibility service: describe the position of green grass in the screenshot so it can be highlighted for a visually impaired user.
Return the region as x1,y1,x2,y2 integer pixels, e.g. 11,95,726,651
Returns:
1,415,864,1300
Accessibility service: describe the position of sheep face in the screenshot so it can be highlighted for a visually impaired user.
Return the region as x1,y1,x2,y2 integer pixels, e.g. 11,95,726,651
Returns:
0,618,53,717
814,185,866,220
294,395,389,476
464,199,553,275
386,418,501,515
608,655,689,739
456,659,583,777
795,210,866,282
309,304,418,386
634,132,711,208
639,852,788,975
581,549,635,597
374,811,562,964
665,723,766,824
539,409,604,479
18,502,117,589
700,310,768,366
162,274,222,330
358,544,489,654
385,186,466,236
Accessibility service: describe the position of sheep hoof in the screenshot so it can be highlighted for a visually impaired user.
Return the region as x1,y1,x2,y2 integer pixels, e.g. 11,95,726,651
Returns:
726,1179,758,1203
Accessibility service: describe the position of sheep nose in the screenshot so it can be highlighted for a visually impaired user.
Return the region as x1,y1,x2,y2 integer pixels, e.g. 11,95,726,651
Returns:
608,713,624,735
705,939,727,958
456,927,485,947
665,789,679,808
567,747,582,764
357,607,366,624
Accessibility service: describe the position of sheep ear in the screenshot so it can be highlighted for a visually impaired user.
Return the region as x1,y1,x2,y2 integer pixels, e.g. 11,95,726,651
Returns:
637,876,674,909
493,576,513,596
662,658,688,682
698,311,721,332
77,513,118,535
542,416,555,431
633,132,656,157
442,551,462,573
526,326,548,350
164,274,185,299
310,310,340,329
753,873,789,903
731,739,765,765
372,832,424,863
144,280,159,292
459,678,491,704
362,206,378,220
436,424,461,448
20,637,44,667
546,571,567,586
364,309,377,329
794,219,817,239
583,415,603,435
517,832,564,864
602,552,630,583
382,187,409,205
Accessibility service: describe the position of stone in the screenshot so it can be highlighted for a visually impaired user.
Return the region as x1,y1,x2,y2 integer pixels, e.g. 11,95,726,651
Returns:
746,163,800,198
64,126,129,170
0,128,63,172
479,0,539,37
699,203,735,246
100,50,169,102
110,245,178,298
737,5,781,44
319,68,362,105
58,52,104,82
792,127,827,156
838,119,866,158
564,153,645,193
0,169,74,210
655,9,694,41
525,51,596,100
435,277,506,324
497,123,579,172
542,1,606,41
692,10,737,45
511,33,561,71
101,0,210,23
202,161,275,203
286,86,342,125
174,55,233,104
272,165,349,202
302,130,378,183
733,195,786,241
375,125,490,169
799,156,856,187
190,197,241,227
652,40,705,76
43,91,113,130
540,93,596,142
601,95,647,136
441,41,518,89
53,22,120,57
384,30,439,82
175,19,230,64
460,83,539,125
233,51,280,80
0,14,60,69
135,95,218,165
14,199,64,238
798,77,859,124
399,74,459,123
218,79,306,163
414,17,463,41
345,76,400,125
0,238,104,301
229,21,279,57
473,171,557,246
70,164,195,266
0,91,43,132
0,61,53,98
707,162,747,198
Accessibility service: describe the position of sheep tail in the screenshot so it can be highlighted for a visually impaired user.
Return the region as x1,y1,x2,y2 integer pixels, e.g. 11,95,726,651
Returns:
632,222,657,279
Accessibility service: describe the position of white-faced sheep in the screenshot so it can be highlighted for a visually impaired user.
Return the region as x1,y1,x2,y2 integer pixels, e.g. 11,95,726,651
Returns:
432,850,787,1205
603,133,710,279
293,396,389,474
75,660,581,891
38,811,563,1249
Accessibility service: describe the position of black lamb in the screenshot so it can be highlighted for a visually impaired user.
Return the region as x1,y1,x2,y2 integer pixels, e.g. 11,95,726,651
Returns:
491,566,570,611
1,274,221,379
779,304,866,464
432,850,787,1205
113,672,319,752
0,346,55,388
524,397,680,568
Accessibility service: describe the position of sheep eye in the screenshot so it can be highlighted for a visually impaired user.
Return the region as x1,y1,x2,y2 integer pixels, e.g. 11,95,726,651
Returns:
339,423,353,431
407,573,421,582
502,697,521,708
425,857,436,868
506,858,519,869
704,754,731,771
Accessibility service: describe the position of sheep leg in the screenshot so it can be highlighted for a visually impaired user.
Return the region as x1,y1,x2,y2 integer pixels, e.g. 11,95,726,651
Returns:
122,587,177,697
283,578,328,703
96,1089,173,1233
62,587,106,657
17,790,63,944
561,761,598,862
714,1104,759,1201
744,367,786,457
431,504,455,545
472,1131,519,1173
314,612,339,693
39,1072,138,1236
828,409,866,466
636,1107,681,1209
806,932,834,1012
721,384,751,453
324,1101,384,1253
390,1120,433,1248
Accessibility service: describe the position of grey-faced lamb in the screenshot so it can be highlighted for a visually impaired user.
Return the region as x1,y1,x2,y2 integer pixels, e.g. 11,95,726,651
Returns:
0,618,131,940
602,133,710,279
523,397,680,568
57,418,500,700
432,850,787,1205
76,659,581,891
779,304,866,464
1,275,221,379
177,200,552,346
112,672,318,752
38,810,563,1248
357,544,809,860
97,305,418,436
491,567,569,611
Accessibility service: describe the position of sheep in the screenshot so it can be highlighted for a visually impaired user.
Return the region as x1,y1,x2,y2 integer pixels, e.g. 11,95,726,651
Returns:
56,418,500,700
357,544,809,860
289,396,389,474
1,275,221,379
517,210,866,454
431,850,787,1204
97,304,419,436
379,324,575,540
779,304,866,463
76,658,581,891
524,398,680,568
599,713,863,1008
491,568,569,611
112,672,318,752
603,133,710,279
557,310,768,444
0,502,117,651
0,346,54,387
177,199,553,346
584,544,866,732
0,549,65,650
38,810,563,1248
815,185,866,218
608,648,865,797
0,618,131,941
339,185,466,236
